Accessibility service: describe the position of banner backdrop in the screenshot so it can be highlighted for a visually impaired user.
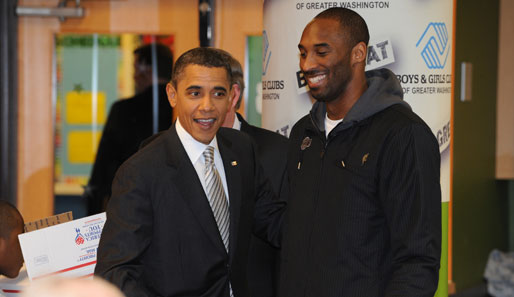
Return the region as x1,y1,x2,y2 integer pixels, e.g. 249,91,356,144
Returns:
262,1,453,296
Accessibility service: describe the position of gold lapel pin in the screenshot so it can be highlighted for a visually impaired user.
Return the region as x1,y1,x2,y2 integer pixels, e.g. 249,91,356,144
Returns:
362,153,369,166
231,161,238,166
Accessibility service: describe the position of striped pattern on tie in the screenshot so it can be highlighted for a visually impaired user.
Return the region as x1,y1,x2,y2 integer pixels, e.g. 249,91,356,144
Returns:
203,146,230,252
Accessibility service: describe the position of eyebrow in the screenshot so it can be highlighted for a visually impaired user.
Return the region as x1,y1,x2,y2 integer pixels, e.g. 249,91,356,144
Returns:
186,85,201,91
314,43,330,48
185,85,228,92
213,86,227,92
298,43,330,50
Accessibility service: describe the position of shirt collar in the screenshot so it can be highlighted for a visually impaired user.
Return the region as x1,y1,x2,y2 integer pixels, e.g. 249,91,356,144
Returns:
231,114,241,131
176,118,219,165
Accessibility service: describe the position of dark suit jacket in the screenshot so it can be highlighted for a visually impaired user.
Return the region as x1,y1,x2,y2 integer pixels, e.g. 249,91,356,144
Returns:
85,83,172,215
237,114,288,297
94,124,285,297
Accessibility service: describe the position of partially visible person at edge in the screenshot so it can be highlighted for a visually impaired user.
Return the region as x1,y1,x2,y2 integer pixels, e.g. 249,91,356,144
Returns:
215,49,288,297
84,43,174,215
0,200,24,279
21,277,125,297
279,7,441,297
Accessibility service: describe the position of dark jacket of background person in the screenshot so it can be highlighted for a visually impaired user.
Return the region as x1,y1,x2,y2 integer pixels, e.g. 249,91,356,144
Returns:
237,113,288,297
279,69,442,297
85,83,172,214
95,125,285,297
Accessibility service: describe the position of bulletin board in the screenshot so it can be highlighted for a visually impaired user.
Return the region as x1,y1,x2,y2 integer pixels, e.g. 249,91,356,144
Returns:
54,34,174,195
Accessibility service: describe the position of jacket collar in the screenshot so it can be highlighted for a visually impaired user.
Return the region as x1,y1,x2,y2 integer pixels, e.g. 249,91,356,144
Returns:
236,112,251,133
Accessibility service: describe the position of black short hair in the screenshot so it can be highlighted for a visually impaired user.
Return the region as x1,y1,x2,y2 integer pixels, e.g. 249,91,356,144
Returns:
0,201,23,239
210,49,245,109
314,7,370,47
134,43,174,81
171,47,233,89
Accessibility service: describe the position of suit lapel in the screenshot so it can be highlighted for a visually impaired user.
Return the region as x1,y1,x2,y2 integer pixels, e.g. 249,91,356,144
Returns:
163,125,226,252
237,112,252,135
217,131,242,262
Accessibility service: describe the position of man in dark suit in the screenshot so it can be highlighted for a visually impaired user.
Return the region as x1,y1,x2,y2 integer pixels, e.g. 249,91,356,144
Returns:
85,43,174,215
216,50,288,297
95,47,285,297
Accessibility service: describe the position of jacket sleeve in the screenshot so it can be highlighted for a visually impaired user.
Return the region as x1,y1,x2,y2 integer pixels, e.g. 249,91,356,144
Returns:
94,161,153,297
378,123,442,297
252,142,287,248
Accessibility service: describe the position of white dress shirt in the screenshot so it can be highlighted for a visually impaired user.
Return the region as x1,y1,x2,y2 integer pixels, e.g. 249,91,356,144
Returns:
231,115,241,131
175,118,230,203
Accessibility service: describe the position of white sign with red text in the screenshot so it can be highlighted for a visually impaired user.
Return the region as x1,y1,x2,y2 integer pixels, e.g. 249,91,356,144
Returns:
18,213,106,281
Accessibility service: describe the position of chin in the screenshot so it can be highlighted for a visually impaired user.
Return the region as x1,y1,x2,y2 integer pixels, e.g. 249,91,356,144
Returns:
5,270,20,279
194,135,215,145
311,94,331,103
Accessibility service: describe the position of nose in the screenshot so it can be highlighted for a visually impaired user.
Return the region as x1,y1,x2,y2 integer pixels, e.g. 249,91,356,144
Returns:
300,52,317,73
199,94,215,112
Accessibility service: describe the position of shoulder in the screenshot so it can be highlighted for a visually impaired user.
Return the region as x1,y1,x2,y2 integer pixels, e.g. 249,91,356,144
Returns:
108,95,141,115
376,104,428,128
243,124,288,147
139,131,166,149
218,127,254,147
218,128,262,165
118,130,170,174
374,104,440,153
365,104,434,141
289,114,312,142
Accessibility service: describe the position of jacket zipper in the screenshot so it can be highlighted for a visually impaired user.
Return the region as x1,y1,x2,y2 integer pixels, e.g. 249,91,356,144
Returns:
302,121,329,297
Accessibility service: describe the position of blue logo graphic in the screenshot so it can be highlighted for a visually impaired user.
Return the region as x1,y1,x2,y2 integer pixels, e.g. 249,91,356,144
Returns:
262,30,271,76
75,228,85,245
416,22,450,69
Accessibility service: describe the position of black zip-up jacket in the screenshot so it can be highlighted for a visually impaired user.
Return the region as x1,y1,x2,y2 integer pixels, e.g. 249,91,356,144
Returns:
279,68,441,297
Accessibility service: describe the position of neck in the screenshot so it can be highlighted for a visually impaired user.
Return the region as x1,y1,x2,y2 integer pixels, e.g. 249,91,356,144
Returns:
325,73,367,120
222,111,236,128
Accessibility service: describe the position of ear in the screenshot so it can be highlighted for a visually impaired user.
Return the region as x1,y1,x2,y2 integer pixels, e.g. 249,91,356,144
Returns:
230,84,241,110
166,83,178,108
351,41,367,66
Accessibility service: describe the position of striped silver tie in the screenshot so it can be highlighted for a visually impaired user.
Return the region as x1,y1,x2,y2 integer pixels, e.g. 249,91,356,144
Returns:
203,146,230,252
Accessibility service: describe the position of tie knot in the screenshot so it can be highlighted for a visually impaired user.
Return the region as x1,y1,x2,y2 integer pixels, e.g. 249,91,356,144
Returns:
203,146,215,166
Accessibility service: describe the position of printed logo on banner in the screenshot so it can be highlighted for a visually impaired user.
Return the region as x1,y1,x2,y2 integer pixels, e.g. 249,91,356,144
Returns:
75,228,85,245
263,30,271,76
366,37,395,70
416,22,450,69
295,70,308,94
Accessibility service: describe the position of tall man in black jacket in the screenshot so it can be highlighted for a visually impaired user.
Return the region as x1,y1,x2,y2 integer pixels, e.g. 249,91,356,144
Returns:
279,8,441,297
217,50,288,297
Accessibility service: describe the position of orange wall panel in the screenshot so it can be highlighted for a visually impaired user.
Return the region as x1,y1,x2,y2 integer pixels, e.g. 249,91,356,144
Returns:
17,6,59,221
215,0,264,114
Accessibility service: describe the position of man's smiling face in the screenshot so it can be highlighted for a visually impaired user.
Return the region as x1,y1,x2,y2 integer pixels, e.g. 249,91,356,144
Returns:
167,64,232,144
298,18,353,103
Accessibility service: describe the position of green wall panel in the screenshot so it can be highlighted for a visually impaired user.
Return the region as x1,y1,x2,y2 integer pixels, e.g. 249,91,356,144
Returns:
453,0,509,291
